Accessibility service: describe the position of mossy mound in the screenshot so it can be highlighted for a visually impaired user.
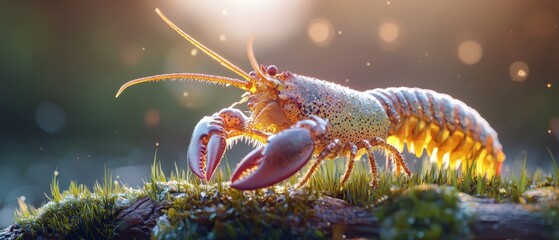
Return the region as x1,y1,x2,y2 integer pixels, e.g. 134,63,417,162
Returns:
151,182,323,239
375,184,473,240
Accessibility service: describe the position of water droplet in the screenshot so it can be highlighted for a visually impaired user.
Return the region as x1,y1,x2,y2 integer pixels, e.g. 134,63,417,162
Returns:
54,170,59,176
156,142,160,147
19,196,26,202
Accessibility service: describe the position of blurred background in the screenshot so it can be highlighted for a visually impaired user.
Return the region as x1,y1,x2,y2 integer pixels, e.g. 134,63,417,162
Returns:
1,0,558,227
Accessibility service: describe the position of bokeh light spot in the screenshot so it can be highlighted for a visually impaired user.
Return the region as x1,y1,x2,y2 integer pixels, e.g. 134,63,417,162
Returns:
457,40,483,65
190,49,198,56
509,61,529,82
36,102,65,134
379,22,399,43
219,34,227,42
144,109,160,128
547,83,552,88
308,18,333,46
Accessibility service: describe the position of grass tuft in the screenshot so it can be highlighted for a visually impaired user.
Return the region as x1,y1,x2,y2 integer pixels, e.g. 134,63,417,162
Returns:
14,167,132,239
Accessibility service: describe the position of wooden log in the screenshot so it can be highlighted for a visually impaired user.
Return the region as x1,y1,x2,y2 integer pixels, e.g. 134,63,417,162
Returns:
0,196,553,239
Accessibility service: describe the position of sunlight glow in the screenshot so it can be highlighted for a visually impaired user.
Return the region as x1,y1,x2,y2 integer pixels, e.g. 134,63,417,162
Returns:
173,0,313,49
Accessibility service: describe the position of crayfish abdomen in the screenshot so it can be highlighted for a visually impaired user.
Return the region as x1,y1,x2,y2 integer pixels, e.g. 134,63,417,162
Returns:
369,87,505,177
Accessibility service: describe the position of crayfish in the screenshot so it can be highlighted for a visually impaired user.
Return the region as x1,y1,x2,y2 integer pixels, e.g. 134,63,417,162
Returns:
117,9,505,190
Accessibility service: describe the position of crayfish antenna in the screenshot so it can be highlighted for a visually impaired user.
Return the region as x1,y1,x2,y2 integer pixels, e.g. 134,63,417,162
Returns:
154,8,253,83
246,36,282,87
246,36,265,79
115,73,251,98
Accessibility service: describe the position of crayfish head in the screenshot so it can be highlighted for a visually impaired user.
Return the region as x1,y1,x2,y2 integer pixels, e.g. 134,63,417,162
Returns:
244,61,309,135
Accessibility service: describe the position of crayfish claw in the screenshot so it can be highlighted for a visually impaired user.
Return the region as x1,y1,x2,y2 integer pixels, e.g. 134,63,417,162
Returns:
187,116,227,181
230,128,315,190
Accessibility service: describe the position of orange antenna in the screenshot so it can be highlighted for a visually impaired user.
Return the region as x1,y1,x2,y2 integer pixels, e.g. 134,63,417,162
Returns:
155,8,252,82
116,73,250,98
116,8,257,97
247,35,281,87
246,36,265,78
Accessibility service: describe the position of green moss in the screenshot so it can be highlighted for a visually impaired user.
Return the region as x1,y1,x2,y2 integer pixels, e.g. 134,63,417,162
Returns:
14,171,142,240
375,185,474,240
151,180,324,239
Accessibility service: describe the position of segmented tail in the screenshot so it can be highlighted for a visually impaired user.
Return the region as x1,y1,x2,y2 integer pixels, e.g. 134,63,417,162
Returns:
368,87,505,177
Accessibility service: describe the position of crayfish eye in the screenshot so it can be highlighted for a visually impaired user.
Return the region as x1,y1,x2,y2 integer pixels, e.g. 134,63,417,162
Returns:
266,65,278,76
